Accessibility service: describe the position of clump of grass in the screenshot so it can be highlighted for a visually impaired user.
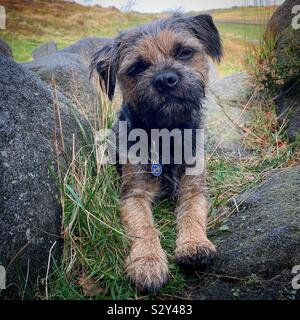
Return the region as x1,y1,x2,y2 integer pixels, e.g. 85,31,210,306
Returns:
247,31,300,97
244,99,300,167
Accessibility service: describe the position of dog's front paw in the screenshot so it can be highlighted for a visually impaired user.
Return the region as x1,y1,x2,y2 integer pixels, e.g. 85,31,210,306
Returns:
126,250,169,294
175,240,217,268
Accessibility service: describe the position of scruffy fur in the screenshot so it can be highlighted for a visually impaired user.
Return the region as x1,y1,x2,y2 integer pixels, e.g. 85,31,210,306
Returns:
91,13,222,293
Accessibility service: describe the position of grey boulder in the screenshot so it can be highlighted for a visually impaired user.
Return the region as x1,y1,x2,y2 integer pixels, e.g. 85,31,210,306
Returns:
267,0,299,35
209,72,253,108
62,37,109,65
204,73,253,156
23,37,110,110
32,42,57,60
277,82,300,141
267,0,300,141
192,165,300,300
207,60,219,85
0,54,88,297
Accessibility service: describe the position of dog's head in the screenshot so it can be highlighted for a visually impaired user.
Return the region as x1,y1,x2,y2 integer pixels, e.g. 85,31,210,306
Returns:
91,14,222,127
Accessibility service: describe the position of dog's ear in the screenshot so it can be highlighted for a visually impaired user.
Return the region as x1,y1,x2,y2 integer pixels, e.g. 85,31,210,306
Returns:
186,14,223,62
90,41,116,100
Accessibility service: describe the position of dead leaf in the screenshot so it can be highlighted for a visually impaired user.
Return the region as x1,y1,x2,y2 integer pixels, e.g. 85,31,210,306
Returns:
217,194,225,201
277,140,287,149
243,127,252,134
288,159,300,166
264,111,273,120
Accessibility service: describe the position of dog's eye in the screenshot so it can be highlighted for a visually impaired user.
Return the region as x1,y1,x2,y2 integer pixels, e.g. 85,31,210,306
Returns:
177,48,194,60
127,60,150,77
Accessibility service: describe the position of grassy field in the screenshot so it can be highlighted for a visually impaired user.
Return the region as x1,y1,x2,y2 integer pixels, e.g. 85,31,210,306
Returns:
0,1,278,75
215,22,263,74
0,0,159,61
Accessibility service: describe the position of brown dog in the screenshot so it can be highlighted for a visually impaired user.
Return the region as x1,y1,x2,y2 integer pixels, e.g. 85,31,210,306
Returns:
91,13,222,293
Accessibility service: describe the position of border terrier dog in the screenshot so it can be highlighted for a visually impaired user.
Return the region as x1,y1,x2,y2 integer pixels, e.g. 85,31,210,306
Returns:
91,13,222,293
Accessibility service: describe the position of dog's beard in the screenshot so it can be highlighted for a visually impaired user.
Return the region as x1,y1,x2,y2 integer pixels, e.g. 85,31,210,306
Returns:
136,81,205,129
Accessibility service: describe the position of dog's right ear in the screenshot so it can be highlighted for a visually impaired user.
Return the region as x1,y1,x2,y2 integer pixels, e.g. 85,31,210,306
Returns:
185,14,223,63
90,41,116,100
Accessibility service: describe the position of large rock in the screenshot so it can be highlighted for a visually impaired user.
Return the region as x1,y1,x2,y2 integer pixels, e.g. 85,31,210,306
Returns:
62,37,108,65
277,81,300,141
275,36,300,141
23,37,110,111
209,72,252,108
205,73,253,155
266,0,299,36
192,165,300,300
267,0,300,141
207,60,219,85
23,51,95,109
0,54,89,297
32,42,57,60
0,38,13,59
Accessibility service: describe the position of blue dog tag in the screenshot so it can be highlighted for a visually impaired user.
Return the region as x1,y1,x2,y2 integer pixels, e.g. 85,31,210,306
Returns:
151,163,162,177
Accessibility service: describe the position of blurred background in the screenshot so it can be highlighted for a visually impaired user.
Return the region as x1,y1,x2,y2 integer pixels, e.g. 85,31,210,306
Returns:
0,0,284,75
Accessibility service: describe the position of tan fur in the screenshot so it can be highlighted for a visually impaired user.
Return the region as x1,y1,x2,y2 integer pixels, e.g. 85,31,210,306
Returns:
175,174,216,264
118,29,208,106
120,164,169,292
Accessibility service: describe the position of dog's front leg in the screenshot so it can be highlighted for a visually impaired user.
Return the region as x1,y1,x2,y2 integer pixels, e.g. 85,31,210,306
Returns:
120,164,169,293
175,174,216,268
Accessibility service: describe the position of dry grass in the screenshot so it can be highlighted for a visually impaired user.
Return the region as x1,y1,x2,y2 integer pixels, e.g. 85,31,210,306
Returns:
217,32,251,75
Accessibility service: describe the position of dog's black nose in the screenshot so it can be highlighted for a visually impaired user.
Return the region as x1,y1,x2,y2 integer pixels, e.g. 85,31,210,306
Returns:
153,71,179,93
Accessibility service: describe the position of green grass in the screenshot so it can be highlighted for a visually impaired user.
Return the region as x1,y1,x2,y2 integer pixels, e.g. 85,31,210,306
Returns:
216,22,265,42
0,33,42,62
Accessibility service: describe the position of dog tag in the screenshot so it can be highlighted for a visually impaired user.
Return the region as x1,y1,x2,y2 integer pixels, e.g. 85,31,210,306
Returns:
151,163,162,177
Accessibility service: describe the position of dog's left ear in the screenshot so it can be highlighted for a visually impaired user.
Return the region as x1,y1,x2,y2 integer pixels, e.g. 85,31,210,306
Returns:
90,41,116,100
186,14,223,62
